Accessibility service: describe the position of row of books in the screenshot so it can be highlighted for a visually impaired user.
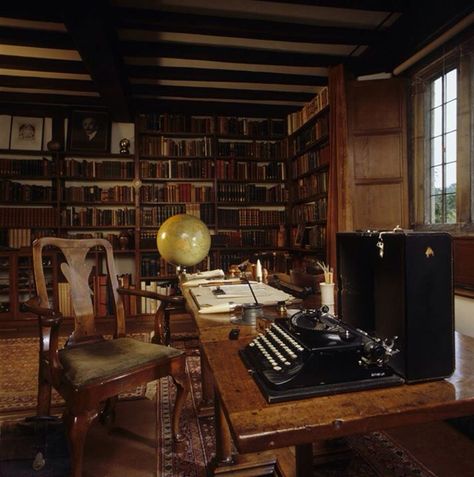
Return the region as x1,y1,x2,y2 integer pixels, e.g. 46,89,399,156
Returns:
291,145,330,178
0,207,57,227
0,180,56,202
60,207,136,227
217,208,285,227
290,198,328,223
294,171,328,200
143,114,214,134
141,203,214,227
217,140,284,159
65,231,135,250
141,114,285,138
216,117,285,137
0,158,54,177
61,159,134,179
140,257,177,278
140,136,213,157
213,229,284,248
291,115,329,156
139,280,173,315
215,159,286,181
140,183,213,203
290,224,327,249
287,86,329,135
216,183,287,203
62,185,134,203
7,228,31,248
140,159,214,179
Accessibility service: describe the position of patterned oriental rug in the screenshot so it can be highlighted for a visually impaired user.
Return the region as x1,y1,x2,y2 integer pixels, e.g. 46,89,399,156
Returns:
1,336,437,476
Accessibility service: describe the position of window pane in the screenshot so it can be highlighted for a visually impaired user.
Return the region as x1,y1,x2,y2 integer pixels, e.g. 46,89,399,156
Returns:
431,165,442,192
431,194,443,223
432,76,443,107
431,136,442,166
445,193,456,223
431,106,442,137
445,162,456,192
445,131,456,163
445,69,457,102
444,100,457,133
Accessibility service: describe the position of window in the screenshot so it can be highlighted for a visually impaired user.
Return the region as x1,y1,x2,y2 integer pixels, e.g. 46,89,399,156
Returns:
429,68,457,224
410,34,473,231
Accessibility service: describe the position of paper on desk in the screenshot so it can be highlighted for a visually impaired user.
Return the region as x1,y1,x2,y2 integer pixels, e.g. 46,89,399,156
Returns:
191,282,293,310
183,269,225,281
181,277,241,288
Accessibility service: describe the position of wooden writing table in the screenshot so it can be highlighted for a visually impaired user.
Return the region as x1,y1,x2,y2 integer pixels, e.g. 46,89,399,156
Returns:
183,287,474,476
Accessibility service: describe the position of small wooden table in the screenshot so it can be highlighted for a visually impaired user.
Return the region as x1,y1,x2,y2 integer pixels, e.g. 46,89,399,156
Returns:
202,332,474,476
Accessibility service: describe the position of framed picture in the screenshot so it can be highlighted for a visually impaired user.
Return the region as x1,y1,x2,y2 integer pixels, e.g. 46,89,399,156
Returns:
68,110,110,153
10,116,44,151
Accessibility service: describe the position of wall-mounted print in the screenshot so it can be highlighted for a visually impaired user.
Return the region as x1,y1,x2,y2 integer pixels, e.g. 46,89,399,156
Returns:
68,111,110,153
10,116,44,151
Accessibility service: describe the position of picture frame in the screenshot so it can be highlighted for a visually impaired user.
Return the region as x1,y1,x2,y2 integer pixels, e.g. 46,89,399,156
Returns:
68,110,110,153
9,116,44,151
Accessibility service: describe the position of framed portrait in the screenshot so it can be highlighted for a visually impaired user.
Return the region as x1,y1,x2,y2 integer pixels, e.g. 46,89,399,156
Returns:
68,110,110,153
10,116,44,151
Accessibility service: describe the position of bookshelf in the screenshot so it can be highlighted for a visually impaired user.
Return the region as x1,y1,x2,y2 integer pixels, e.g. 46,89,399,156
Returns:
286,88,330,274
137,113,288,279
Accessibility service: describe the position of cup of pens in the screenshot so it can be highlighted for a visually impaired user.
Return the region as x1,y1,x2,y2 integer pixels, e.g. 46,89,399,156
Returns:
317,261,335,315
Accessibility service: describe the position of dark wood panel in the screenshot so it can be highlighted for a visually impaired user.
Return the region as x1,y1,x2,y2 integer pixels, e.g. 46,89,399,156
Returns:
0,91,103,108
454,237,474,290
257,0,408,11
0,26,74,49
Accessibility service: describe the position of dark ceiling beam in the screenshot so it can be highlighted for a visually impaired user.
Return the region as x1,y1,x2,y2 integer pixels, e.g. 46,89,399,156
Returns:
255,0,408,11
0,26,74,49
0,74,96,92
133,97,297,117
128,65,328,86
121,41,348,67
115,8,381,45
132,84,312,102
0,55,87,74
0,3,62,22
357,0,474,74
0,91,103,108
62,1,132,121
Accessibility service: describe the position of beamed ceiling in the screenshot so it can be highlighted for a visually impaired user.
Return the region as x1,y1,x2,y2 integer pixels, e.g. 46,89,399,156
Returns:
0,0,473,120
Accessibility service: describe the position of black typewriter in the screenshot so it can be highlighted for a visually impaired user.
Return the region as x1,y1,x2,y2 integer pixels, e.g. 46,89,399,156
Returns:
240,307,404,403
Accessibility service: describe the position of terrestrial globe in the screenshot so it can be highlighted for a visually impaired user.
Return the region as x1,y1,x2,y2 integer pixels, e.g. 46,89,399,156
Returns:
156,214,211,269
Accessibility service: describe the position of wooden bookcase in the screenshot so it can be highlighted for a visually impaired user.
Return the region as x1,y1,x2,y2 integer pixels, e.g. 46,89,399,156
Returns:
286,104,330,274
0,113,291,327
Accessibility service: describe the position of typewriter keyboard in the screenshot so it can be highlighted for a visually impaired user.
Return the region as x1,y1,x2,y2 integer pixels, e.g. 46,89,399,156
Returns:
247,323,305,373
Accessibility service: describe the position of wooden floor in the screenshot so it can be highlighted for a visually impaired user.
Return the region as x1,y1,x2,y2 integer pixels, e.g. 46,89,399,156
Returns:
3,316,474,476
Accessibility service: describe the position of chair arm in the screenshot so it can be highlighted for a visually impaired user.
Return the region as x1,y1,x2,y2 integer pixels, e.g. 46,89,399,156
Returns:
23,296,64,380
118,287,185,307
23,296,63,327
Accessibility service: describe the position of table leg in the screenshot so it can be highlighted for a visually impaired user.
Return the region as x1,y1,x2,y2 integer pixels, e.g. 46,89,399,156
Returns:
295,443,313,477
214,393,235,466
198,343,215,417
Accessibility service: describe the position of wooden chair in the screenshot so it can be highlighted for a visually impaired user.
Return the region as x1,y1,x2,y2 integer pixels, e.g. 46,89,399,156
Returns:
24,237,189,477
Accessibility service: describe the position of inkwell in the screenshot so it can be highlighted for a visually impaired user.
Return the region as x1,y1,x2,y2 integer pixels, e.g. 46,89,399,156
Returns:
231,261,263,325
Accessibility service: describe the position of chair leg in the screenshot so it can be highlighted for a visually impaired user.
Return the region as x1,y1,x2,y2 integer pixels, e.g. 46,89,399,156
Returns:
100,396,118,431
63,407,98,477
170,366,189,443
37,374,52,417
